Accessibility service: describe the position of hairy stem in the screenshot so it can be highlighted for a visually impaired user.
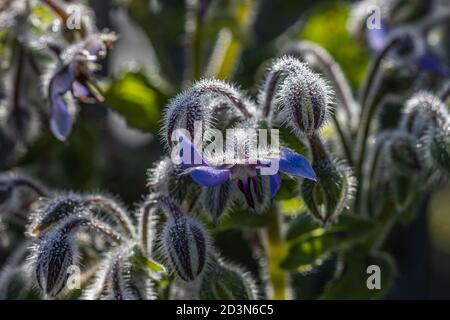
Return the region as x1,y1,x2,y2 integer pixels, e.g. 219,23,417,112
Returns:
12,177,49,197
263,69,283,118
199,82,251,118
308,132,329,162
139,202,156,255
355,38,400,209
83,195,135,237
358,37,400,114
263,204,288,300
367,203,396,252
86,218,124,244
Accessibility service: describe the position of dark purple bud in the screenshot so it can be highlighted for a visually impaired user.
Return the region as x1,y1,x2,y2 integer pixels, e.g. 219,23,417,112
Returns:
163,215,209,281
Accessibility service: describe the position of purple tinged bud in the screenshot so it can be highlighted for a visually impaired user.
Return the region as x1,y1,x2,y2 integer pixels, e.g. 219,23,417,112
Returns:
29,194,87,236
401,92,447,138
104,247,135,300
163,215,209,281
31,217,82,297
201,182,232,223
162,79,250,148
386,131,422,175
267,57,332,137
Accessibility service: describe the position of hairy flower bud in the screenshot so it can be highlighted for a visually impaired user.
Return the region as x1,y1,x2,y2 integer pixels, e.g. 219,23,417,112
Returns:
401,92,447,138
82,245,136,300
163,215,209,281
147,157,196,203
267,57,332,137
29,194,87,236
423,123,450,175
199,260,257,300
30,217,83,297
386,131,422,175
104,247,135,300
201,182,233,223
162,79,251,148
301,158,354,226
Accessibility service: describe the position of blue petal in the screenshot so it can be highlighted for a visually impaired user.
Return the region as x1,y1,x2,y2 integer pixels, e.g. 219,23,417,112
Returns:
72,81,90,98
50,97,73,141
178,132,205,168
187,166,230,187
50,65,75,96
279,147,317,181
366,21,390,52
270,173,282,199
417,53,450,77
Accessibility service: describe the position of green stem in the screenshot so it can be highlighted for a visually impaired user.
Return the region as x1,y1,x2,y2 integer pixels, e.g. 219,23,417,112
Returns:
367,204,396,252
354,37,400,209
264,204,288,300
331,114,353,166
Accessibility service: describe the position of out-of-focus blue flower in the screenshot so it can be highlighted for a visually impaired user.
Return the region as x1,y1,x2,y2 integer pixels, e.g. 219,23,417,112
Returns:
366,21,450,77
176,134,317,209
47,33,115,141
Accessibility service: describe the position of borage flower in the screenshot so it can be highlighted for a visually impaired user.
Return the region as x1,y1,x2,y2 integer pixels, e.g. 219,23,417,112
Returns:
47,33,116,141
175,133,317,212
366,21,450,77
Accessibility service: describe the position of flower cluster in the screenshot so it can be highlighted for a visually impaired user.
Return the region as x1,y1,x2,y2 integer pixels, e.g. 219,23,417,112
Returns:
0,0,449,301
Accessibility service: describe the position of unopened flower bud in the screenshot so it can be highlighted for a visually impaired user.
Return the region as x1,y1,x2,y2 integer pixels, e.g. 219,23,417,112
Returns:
301,158,354,226
29,194,87,236
424,124,450,175
386,131,422,175
31,217,83,297
271,57,331,137
199,260,257,300
162,79,250,148
201,182,232,223
163,215,209,281
104,247,135,300
401,92,447,138
147,157,196,203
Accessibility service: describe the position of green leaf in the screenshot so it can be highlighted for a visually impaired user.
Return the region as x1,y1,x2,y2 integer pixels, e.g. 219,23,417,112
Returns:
279,126,309,155
281,214,375,272
301,3,369,88
320,250,396,299
274,178,300,201
214,203,271,231
144,258,166,273
132,247,166,280
285,213,319,241
104,72,167,133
